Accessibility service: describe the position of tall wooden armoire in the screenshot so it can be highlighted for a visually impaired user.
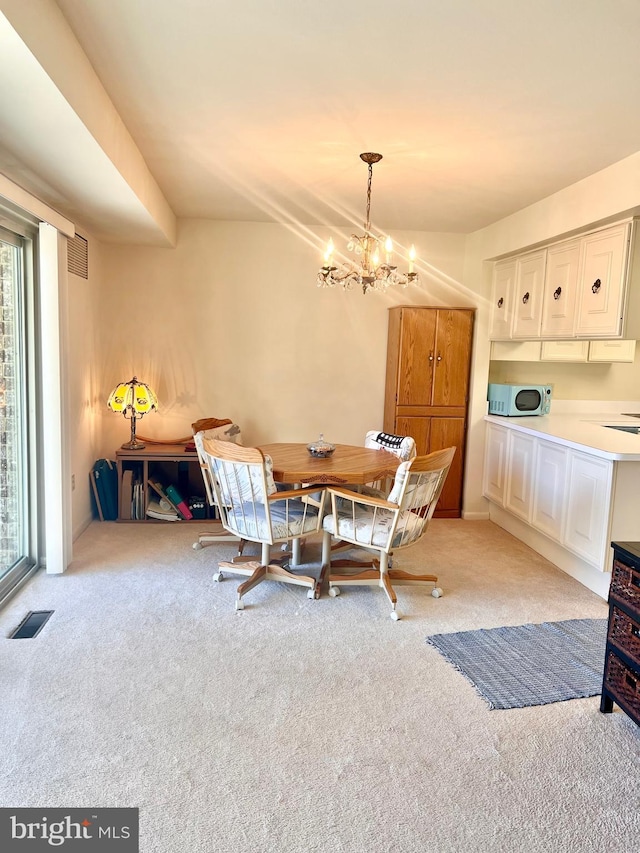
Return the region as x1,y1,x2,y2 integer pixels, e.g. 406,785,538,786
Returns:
383,306,475,518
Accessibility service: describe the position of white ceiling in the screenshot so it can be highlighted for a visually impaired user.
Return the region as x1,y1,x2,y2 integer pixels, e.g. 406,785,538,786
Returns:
4,0,640,241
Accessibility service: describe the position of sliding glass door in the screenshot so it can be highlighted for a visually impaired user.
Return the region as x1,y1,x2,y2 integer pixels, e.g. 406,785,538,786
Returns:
0,225,37,605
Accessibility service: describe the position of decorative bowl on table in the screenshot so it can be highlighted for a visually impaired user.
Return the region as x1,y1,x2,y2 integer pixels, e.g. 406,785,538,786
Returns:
307,434,336,458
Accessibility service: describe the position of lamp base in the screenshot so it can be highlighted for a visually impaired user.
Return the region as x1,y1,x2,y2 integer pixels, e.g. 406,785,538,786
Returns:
120,438,146,450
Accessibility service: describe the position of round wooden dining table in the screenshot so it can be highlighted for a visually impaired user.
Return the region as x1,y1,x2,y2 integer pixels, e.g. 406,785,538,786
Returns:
258,442,400,566
259,442,399,486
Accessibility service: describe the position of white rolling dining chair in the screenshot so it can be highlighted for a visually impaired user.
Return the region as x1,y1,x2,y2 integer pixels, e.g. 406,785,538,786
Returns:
192,417,245,552
321,446,455,620
198,437,326,611
359,429,417,497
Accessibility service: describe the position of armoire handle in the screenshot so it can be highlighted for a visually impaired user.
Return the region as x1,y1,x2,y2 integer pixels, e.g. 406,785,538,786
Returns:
522,292,530,304
553,286,562,300
592,278,601,294
497,297,504,308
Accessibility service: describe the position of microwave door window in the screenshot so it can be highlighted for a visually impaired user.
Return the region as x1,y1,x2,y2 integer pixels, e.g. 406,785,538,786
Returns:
515,389,541,412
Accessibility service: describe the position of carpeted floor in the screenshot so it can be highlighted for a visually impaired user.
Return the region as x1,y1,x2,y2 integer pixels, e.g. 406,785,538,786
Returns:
0,519,638,853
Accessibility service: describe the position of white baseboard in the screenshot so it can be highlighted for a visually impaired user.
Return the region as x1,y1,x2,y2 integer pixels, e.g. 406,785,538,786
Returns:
461,511,490,520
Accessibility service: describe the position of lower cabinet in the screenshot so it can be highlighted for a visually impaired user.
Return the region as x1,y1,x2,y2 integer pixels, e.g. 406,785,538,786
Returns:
505,431,536,521
531,439,568,542
563,452,613,565
483,422,613,569
396,415,465,517
483,422,509,504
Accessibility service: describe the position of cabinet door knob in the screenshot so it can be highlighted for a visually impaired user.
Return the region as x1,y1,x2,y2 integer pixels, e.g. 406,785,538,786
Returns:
497,297,504,308
592,278,601,294
553,286,562,300
428,352,434,362
436,352,443,363
522,292,530,304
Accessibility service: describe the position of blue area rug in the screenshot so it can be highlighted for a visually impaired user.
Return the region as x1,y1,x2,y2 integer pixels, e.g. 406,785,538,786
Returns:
426,618,607,709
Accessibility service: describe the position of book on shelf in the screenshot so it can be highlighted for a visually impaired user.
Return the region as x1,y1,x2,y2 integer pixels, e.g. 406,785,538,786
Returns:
120,469,133,520
148,477,193,520
165,484,193,520
146,498,180,522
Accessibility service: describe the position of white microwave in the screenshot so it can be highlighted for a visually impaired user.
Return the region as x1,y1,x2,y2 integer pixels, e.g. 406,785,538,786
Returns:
487,383,552,416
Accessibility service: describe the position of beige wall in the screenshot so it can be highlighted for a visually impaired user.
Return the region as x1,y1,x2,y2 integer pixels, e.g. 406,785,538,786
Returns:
96,220,472,457
67,228,103,536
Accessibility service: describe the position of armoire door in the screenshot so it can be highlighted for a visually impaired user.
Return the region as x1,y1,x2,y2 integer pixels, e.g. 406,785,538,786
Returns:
396,417,431,456
429,417,466,516
432,310,473,407
395,308,436,406
396,415,465,516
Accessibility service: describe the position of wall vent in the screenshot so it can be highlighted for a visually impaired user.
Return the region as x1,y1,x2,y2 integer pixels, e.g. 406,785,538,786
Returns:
68,232,88,278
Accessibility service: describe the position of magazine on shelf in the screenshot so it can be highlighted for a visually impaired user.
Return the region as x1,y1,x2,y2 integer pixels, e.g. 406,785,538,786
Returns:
146,498,180,521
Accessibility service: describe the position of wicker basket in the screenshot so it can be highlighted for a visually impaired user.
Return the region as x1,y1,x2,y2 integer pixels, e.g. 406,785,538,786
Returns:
610,560,640,611
607,606,640,670
604,652,640,719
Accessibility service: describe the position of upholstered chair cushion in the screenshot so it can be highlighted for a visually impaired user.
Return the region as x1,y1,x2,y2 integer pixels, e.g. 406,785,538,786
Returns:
322,503,423,549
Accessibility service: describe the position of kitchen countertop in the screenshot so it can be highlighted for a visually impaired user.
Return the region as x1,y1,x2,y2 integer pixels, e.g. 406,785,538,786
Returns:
484,409,640,460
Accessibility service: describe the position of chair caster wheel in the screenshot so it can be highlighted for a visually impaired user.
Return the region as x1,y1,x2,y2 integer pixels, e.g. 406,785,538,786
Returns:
193,542,203,551
235,598,245,611
213,572,223,582
431,587,443,598
328,586,340,597
390,610,400,621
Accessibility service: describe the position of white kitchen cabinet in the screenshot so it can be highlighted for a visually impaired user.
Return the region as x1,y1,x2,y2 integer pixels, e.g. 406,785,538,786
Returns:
563,451,613,567
482,422,509,505
588,339,636,363
531,440,568,542
512,250,547,339
540,340,589,362
540,240,580,337
505,431,536,521
489,260,516,340
483,422,615,571
575,224,631,338
490,341,542,361
490,339,637,362
489,219,637,342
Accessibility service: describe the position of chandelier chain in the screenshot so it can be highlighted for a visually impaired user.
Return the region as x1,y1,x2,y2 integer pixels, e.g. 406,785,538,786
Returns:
365,162,373,233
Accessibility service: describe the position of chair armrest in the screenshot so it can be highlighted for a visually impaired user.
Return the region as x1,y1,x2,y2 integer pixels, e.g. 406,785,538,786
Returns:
268,485,325,502
326,486,398,510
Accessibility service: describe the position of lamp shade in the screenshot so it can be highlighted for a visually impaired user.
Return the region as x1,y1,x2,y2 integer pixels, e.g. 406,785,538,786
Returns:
107,376,158,450
107,377,158,416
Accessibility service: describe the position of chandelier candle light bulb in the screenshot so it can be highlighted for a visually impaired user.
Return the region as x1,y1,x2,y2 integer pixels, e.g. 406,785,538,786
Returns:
317,152,420,294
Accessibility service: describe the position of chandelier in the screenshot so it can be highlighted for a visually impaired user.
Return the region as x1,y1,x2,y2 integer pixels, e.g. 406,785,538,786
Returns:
317,152,419,295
